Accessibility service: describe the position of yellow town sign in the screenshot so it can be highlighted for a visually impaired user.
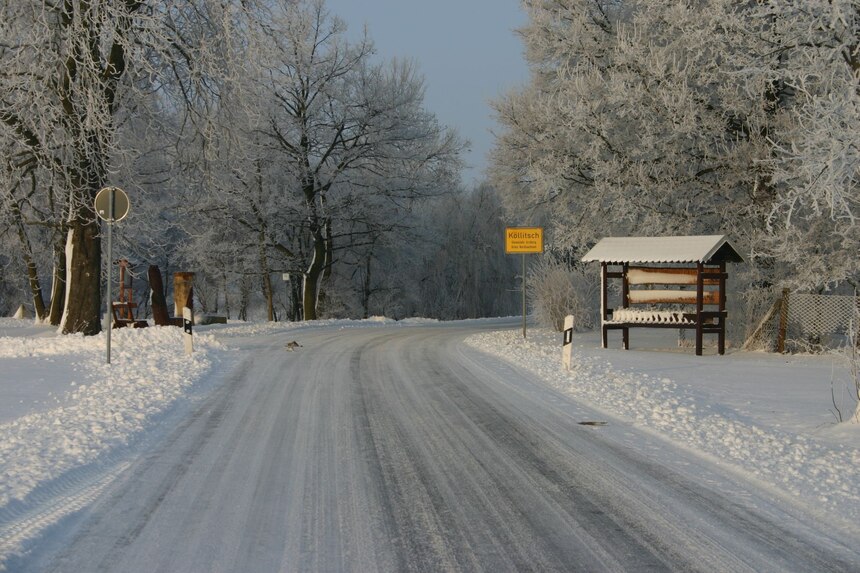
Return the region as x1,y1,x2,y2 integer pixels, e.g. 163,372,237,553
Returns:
505,227,544,254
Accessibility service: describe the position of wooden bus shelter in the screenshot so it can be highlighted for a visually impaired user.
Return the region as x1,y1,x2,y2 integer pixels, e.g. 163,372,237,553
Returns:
581,235,744,355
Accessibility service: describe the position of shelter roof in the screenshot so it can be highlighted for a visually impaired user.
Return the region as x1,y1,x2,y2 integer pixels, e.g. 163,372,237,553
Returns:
581,235,744,264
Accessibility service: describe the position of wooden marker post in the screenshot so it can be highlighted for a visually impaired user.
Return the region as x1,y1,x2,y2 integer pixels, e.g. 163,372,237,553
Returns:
173,272,195,318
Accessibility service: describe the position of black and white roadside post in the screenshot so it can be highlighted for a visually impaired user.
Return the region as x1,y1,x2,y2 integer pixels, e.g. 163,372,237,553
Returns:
94,186,130,365
562,315,575,370
183,306,193,355
505,227,544,339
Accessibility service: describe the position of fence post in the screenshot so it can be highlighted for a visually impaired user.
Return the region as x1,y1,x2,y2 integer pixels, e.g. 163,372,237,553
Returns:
777,288,790,353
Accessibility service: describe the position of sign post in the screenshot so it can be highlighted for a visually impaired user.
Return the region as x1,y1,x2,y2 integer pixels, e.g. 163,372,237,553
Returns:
94,187,130,364
505,227,544,338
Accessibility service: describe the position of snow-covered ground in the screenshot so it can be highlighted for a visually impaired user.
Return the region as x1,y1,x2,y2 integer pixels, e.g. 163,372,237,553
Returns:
466,327,860,536
0,317,415,505
1,316,859,567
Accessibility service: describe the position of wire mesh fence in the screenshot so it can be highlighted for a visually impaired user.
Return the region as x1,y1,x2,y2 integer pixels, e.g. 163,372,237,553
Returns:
743,290,860,353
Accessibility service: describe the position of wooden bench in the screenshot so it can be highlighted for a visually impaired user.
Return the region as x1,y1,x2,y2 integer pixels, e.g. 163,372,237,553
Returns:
602,264,727,355
582,235,743,356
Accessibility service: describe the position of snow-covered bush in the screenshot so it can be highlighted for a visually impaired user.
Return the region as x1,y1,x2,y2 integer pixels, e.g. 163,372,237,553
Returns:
528,259,598,332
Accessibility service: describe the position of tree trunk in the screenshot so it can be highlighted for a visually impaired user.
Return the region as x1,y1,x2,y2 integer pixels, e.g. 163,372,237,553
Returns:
323,219,333,282
362,248,373,319
60,218,102,335
291,278,302,321
148,265,171,326
262,272,274,321
222,271,231,319
302,228,326,321
24,251,47,321
238,275,250,321
8,188,48,320
48,239,67,326
259,236,274,321
15,217,47,321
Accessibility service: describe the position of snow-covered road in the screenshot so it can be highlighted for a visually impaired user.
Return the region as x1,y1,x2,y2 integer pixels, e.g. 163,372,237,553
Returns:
16,324,860,571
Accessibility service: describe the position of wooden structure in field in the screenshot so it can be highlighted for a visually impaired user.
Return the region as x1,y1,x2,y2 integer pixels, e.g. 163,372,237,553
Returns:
112,259,148,328
581,236,744,355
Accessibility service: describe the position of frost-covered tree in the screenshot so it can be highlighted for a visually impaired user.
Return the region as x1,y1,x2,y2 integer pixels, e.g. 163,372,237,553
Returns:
740,1,860,289
1,138,42,319
493,1,766,246
0,0,237,334
0,1,130,333
0,161,60,321
493,0,859,292
243,0,464,320
169,0,464,322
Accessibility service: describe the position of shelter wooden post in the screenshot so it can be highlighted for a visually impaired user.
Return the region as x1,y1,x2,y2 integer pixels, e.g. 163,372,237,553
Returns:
695,262,704,356
622,263,630,350
718,262,726,354
601,263,608,348
777,288,790,354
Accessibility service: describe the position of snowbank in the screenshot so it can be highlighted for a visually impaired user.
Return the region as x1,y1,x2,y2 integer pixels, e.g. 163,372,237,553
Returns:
0,315,427,511
466,327,860,530
0,325,222,507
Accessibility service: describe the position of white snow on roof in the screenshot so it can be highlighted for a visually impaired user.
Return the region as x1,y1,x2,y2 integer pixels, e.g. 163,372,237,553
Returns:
581,235,742,264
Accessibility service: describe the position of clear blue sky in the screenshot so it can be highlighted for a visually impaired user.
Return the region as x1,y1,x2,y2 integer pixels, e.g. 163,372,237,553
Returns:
324,0,529,186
